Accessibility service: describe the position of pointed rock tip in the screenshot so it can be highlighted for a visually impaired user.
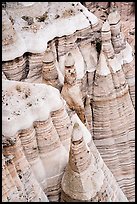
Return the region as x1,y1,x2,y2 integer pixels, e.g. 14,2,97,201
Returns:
102,20,110,32
72,122,83,143
97,51,111,76
43,50,54,63
108,10,120,25
65,52,75,67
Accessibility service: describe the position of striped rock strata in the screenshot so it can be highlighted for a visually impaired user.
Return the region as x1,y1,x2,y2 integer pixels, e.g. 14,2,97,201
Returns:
2,79,73,202
2,2,100,84
101,20,114,59
108,11,135,108
2,2,135,202
61,53,85,124
108,10,126,54
2,153,25,202
42,50,62,90
61,122,128,202
26,52,44,82
2,10,28,81
91,19,135,201
61,52,94,133
2,138,49,202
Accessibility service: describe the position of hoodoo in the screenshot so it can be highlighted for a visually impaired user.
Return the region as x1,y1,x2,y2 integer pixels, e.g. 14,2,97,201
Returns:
2,2,134,202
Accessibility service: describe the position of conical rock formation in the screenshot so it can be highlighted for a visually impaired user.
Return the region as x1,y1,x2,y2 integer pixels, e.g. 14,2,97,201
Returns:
61,122,128,202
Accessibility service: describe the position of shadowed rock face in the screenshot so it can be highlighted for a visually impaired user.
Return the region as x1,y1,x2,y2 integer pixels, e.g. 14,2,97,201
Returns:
2,2,134,202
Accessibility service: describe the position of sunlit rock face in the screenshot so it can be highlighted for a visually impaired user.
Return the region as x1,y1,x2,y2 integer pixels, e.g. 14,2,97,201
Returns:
2,2,134,202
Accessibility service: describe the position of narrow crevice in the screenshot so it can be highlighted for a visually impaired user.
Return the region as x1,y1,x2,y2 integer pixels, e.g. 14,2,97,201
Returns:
91,69,96,139
95,39,102,60
55,37,59,62
24,53,30,79
90,99,94,139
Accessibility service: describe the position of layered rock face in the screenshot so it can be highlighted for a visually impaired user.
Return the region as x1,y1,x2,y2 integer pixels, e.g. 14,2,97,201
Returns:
61,53,86,123
2,80,128,202
2,79,72,202
61,122,128,202
91,14,135,201
84,2,135,52
2,139,49,202
2,2,135,202
42,50,62,90
2,2,100,83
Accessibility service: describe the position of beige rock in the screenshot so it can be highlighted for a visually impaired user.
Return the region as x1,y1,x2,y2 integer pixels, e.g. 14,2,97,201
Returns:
61,123,128,202
2,154,21,202
51,103,73,151
2,55,28,81
42,50,61,90
2,71,7,80
2,10,17,46
34,117,68,201
102,40,115,58
88,139,128,202
92,49,135,201
2,2,135,202
122,60,135,108
87,71,95,99
108,10,126,54
61,53,86,123
84,95,93,134
119,42,135,108
2,79,68,201
108,10,121,33
4,154,27,201
2,2,100,85
26,52,44,82
101,21,115,59
3,136,49,202
19,126,48,194
101,20,111,41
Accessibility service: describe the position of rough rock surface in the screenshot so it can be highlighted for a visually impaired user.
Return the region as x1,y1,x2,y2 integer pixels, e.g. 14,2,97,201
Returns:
2,80,71,202
2,2,135,202
61,122,128,202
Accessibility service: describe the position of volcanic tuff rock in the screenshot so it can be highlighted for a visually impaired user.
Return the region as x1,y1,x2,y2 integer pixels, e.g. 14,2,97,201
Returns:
2,79,72,202
61,122,128,202
2,2,135,202
42,49,62,90
91,17,135,201
61,53,86,123
84,2,135,52
2,139,49,202
2,2,100,84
